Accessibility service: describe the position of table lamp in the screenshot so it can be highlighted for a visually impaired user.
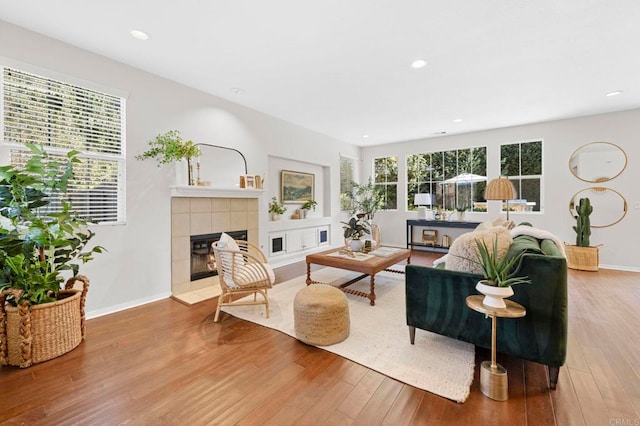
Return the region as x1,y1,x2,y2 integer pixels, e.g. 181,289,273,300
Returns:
484,176,516,219
414,193,433,220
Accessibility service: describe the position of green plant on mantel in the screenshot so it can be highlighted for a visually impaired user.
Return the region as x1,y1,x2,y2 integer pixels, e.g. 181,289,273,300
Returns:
268,197,287,215
0,144,104,305
301,199,317,211
136,130,202,185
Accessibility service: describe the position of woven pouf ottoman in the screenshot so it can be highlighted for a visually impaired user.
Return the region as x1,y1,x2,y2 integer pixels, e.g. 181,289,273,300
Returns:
294,284,350,346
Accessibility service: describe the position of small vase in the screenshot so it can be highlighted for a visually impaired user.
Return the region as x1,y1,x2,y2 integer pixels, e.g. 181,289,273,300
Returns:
271,213,280,221
457,211,466,221
476,280,513,309
350,239,364,252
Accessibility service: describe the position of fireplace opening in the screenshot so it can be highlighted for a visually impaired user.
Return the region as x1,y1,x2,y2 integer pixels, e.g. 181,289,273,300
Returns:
190,230,248,281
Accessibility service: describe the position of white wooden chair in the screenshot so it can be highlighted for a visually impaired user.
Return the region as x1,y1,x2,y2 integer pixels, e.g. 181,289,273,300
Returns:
211,233,275,322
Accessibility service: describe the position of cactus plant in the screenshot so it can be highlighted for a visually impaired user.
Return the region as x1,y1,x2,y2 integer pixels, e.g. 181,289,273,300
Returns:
573,197,593,247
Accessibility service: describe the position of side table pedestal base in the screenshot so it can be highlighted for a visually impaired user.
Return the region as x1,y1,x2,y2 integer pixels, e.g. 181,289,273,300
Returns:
480,361,508,401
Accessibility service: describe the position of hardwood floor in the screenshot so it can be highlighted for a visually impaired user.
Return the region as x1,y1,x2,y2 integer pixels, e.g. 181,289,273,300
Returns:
1,251,639,425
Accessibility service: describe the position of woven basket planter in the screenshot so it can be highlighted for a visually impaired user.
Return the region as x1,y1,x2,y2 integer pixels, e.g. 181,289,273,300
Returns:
565,245,599,272
0,276,89,368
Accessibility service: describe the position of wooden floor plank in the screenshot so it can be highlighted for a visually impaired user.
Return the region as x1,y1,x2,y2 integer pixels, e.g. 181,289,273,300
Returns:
1,250,637,424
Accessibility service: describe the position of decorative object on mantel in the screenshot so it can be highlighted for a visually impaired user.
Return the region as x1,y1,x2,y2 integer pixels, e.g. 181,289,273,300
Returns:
268,196,286,221
0,144,103,367
136,130,202,186
565,197,600,271
239,174,263,189
300,199,317,218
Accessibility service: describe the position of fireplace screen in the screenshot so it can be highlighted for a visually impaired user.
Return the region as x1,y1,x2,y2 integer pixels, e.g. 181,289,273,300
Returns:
190,230,247,281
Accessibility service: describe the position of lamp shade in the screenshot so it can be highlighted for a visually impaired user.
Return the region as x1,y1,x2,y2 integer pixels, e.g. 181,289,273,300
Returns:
484,177,515,201
414,193,433,206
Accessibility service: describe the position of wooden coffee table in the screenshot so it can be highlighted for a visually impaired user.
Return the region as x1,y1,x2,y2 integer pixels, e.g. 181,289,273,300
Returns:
305,247,411,306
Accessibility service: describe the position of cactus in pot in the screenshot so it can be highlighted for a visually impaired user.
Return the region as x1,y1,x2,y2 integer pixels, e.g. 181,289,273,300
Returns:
573,197,592,247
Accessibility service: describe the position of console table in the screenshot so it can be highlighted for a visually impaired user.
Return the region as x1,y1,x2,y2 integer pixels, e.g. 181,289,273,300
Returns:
406,219,480,253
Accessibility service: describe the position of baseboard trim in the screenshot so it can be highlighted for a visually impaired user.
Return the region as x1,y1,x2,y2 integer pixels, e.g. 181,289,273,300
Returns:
86,292,171,320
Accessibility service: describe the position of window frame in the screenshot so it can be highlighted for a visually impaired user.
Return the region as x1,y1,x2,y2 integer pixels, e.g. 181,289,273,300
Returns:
499,139,543,214
373,156,398,211
0,61,127,225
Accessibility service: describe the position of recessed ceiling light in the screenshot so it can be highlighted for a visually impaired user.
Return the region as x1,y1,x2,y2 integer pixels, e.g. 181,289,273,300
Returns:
362,134,369,138
452,118,463,123
130,29,149,40
432,131,447,135
411,59,428,69
605,90,623,97
231,87,244,94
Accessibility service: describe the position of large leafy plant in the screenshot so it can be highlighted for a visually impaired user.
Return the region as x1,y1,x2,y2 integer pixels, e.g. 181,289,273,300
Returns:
0,144,103,305
341,216,371,240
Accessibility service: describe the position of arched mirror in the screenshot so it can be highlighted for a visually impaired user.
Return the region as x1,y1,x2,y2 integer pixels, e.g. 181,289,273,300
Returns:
569,187,627,228
569,142,627,183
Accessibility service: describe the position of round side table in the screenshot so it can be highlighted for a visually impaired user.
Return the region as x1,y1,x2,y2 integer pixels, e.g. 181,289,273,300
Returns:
466,295,526,401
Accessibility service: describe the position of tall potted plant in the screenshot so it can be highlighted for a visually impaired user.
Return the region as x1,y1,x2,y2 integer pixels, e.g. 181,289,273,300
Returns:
0,144,103,367
566,197,599,271
136,130,202,185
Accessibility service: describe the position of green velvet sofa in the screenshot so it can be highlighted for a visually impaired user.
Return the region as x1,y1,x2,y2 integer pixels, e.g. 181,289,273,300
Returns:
405,234,568,389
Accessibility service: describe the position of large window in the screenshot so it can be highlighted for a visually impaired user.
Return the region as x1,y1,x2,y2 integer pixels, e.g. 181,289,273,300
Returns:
407,147,487,212
500,140,542,212
374,156,398,210
1,67,126,223
339,155,355,211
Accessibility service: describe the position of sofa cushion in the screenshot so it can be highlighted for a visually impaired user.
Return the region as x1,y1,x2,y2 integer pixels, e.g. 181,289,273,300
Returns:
541,239,562,257
446,225,512,274
504,234,543,264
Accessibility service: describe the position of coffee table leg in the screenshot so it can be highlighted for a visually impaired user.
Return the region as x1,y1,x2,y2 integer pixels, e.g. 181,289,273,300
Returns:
306,262,311,285
369,274,376,306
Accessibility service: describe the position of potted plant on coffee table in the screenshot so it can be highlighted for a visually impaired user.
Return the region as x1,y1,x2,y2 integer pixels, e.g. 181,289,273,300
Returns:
0,144,104,367
341,216,371,252
469,237,530,308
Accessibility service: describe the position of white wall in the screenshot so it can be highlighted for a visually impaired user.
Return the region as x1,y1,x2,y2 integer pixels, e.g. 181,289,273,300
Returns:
361,109,640,271
0,21,360,316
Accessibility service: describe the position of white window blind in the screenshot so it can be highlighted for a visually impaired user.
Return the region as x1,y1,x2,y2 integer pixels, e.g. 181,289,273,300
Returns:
2,67,125,223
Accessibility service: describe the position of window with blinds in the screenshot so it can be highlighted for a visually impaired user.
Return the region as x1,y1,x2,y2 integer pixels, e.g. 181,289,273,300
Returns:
2,67,125,223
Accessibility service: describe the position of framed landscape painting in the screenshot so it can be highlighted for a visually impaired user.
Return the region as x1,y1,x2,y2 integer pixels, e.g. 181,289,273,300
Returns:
281,170,314,203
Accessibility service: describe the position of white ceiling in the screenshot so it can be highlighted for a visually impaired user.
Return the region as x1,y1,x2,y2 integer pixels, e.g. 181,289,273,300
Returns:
1,1,639,146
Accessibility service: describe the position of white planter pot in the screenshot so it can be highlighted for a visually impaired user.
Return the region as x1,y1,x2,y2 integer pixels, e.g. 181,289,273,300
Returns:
350,239,364,252
270,213,280,221
476,280,513,309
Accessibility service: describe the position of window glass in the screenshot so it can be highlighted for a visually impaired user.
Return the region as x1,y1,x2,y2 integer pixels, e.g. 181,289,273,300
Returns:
500,140,542,213
374,156,398,210
2,67,126,223
339,155,355,211
407,147,487,213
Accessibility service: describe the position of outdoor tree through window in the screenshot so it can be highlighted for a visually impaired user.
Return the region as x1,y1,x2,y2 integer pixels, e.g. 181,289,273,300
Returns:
1,66,126,223
374,156,398,210
500,140,542,212
407,147,487,212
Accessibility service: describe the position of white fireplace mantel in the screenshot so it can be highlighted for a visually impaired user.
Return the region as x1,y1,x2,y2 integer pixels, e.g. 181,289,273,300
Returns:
170,185,264,199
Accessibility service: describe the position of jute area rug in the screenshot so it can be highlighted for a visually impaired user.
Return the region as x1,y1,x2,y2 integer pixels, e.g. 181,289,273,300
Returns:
221,266,475,403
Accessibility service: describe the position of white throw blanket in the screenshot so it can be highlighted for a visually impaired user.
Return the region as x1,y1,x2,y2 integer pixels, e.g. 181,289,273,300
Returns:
510,225,566,257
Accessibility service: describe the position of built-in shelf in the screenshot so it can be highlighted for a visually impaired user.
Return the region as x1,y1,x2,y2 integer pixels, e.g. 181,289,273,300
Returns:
265,216,332,231
170,185,264,198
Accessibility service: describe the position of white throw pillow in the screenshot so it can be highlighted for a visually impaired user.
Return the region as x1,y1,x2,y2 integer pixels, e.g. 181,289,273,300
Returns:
446,226,512,275
219,232,240,252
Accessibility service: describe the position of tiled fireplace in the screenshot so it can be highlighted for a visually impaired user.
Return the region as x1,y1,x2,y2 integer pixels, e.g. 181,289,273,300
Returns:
171,196,259,299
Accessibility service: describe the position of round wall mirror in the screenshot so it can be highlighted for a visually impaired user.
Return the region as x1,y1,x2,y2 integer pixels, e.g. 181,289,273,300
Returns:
569,187,627,228
569,142,627,183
